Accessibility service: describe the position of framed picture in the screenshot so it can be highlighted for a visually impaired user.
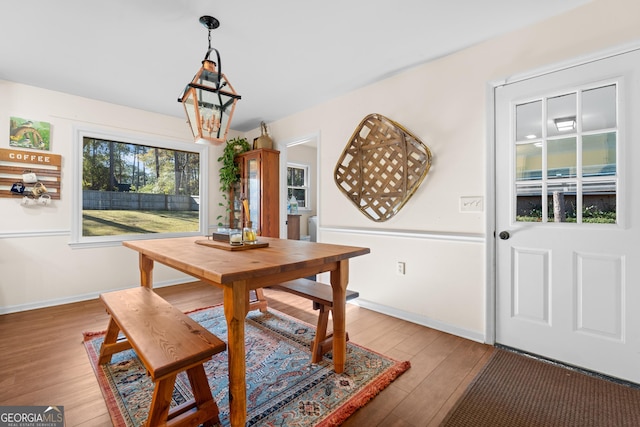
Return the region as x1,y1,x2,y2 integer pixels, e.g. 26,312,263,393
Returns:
9,117,51,150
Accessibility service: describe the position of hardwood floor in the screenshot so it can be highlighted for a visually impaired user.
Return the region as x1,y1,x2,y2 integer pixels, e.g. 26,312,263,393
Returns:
0,281,493,426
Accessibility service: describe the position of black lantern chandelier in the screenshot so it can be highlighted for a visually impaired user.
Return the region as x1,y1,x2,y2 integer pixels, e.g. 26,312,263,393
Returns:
178,16,241,144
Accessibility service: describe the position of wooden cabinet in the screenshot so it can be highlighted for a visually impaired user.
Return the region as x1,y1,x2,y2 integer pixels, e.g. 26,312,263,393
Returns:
287,214,301,240
229,148,280,237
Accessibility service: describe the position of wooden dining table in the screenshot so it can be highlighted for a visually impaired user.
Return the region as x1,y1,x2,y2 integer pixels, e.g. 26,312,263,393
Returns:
122,235,370,427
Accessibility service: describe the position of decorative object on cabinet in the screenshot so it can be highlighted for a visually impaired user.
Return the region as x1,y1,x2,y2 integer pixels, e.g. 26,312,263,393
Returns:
217,137,251,226
334,113,432,222
0,148,61,200
9,117,51,150
253,121,274,150
229,148,280,237
177,15,241,144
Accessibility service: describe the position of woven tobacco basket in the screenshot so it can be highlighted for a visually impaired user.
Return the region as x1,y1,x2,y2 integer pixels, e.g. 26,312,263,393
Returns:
334,113,432,222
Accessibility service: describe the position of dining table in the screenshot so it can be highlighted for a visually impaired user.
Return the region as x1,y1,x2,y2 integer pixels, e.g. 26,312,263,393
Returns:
122,235,370,427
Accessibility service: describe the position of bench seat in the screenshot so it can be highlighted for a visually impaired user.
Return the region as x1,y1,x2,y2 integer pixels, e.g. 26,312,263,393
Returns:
271,278,359,363
98,287,226,427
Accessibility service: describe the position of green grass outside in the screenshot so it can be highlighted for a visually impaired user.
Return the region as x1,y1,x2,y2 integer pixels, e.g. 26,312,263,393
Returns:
516,216,616,224
83,210,199,236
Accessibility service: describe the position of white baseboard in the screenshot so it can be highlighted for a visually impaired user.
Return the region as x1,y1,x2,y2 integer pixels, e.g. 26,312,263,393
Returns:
0,278,198,315
353,298,486,344
2,280,484,345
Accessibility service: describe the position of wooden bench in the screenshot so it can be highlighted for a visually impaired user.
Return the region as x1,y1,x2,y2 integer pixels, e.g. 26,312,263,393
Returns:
98,287,226,427
271,278,359,363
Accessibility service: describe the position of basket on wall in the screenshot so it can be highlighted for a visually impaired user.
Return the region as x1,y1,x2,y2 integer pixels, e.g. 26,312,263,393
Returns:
334,113,432,222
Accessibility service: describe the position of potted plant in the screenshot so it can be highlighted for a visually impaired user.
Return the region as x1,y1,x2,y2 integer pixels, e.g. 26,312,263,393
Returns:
217,137,251,226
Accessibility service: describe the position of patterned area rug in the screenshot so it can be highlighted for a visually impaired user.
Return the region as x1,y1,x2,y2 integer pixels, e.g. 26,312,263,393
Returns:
83,305,410,427
441,349,640,426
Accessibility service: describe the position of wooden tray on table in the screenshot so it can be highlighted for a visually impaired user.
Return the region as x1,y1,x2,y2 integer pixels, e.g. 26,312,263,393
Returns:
195,239,269,251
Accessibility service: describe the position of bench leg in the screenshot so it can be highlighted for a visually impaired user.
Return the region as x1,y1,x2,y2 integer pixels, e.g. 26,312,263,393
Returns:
249,288,268,313
146,373,177,427
311,307,352,363
142,364,219,427
98,316,132,365
185,364,219,427
311,305,331,363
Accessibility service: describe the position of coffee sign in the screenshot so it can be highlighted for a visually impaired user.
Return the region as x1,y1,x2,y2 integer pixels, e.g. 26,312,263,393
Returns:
0,148,61,166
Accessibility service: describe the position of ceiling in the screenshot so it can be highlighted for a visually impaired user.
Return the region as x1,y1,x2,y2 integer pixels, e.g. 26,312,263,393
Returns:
1,0,592,132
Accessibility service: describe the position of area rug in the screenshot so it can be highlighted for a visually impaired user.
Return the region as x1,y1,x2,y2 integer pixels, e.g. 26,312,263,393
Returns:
441,348,640,426
83,305,410,427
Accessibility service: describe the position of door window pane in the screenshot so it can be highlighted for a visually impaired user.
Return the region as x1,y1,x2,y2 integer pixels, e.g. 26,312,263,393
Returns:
583,132,616,177
583,180,616,223
547,93,577,137
516,143,542,180
516,183,543,222
547,182,577,222
583,85,616,132
516,100,542,141
548,137,577,179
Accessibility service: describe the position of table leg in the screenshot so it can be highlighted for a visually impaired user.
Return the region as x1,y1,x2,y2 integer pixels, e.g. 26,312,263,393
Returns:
330,259,349,374
139,253,154,288
223,282,250,427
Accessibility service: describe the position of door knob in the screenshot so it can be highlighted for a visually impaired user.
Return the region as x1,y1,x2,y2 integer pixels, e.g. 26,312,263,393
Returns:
499,231,510,240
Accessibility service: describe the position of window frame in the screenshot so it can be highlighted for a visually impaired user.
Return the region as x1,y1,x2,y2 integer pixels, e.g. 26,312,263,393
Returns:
286,162,310,211
71,126,209,248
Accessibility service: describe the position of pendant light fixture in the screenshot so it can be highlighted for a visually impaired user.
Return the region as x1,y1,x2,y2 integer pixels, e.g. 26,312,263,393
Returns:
178,15,241,144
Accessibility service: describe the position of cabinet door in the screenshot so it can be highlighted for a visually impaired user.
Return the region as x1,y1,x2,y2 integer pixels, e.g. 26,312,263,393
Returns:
229,171,243,229
229,149,280,237
258,149,280,237
245,152,261,231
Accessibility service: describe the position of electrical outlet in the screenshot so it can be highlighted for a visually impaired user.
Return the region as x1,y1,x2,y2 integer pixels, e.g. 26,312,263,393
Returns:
397,261,406,275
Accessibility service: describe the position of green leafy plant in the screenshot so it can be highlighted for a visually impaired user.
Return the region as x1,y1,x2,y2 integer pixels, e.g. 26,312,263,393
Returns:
217,137,251,226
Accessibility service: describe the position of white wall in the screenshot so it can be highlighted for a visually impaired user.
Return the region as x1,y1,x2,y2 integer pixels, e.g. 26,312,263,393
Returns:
2,0,639,344
0,82,234,312
248,0,640,341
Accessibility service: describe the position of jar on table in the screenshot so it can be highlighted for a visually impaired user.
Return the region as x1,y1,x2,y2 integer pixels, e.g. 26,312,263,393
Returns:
243,226,257,244
229,229,243,246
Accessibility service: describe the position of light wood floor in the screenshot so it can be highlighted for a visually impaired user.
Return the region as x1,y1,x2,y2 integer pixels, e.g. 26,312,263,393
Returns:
0,281,493,426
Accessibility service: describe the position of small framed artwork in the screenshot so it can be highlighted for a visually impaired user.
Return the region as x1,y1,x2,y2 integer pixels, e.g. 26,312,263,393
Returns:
9,117,51,150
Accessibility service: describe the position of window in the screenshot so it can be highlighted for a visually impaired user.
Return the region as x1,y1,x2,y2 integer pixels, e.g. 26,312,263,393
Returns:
514,83,617,224
287,163,309,209
72,128,208,246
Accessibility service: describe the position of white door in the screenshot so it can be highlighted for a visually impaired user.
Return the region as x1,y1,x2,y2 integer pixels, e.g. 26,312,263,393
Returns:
495,48,640,384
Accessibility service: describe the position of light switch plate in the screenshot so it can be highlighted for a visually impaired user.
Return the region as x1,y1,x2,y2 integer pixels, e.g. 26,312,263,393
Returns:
460,196,484,212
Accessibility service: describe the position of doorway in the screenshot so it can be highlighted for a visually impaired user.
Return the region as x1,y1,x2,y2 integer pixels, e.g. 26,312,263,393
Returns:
278,133,319,240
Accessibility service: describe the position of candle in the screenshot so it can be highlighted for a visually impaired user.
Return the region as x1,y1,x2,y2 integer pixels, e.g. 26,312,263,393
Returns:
230,233,242,244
